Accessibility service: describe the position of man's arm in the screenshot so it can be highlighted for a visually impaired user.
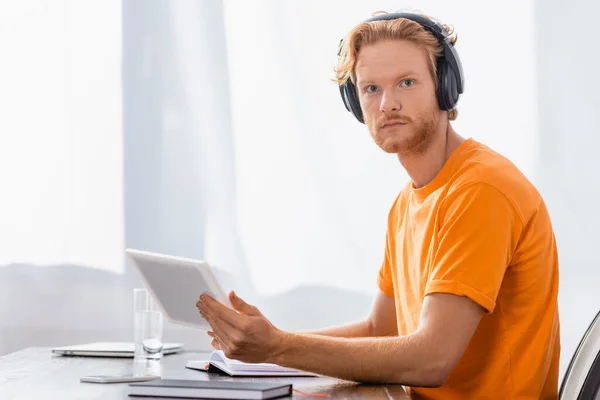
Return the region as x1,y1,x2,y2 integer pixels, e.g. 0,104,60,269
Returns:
273,293,484,386
305,290,398,338
199,291,484,387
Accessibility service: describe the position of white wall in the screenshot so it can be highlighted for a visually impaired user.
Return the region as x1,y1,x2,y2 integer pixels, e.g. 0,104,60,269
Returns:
535,0,600,378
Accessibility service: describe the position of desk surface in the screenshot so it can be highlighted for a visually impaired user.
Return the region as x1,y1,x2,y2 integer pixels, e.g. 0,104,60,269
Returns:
0,347,409,399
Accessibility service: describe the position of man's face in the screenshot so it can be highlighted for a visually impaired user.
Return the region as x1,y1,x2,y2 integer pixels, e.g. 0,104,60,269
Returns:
355,39,441,154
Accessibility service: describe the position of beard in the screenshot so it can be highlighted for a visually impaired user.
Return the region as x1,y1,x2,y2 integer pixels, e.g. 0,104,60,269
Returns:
368,108,439,154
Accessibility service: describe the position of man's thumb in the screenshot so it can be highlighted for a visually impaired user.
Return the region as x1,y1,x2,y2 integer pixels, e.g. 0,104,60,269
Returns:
229,291,259,316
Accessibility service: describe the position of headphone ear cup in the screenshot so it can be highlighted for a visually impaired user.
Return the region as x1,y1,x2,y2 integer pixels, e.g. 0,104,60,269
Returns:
340,80,364,123
339,83,352,112
436,59,449,110
436,59,459,111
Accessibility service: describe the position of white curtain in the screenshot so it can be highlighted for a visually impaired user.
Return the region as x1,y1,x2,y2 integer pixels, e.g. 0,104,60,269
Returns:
199,0,539,295
0,0,123,272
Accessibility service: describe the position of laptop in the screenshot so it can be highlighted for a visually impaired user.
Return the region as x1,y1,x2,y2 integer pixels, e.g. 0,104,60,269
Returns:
51,342,184,357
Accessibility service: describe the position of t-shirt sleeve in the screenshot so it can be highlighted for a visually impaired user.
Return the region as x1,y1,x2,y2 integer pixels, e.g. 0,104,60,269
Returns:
425,183,521,313
377,229,395,298
377,196,401,298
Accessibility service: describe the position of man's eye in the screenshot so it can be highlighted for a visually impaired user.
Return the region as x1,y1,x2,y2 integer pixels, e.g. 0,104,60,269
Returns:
401,79,415,87
365,85,378,93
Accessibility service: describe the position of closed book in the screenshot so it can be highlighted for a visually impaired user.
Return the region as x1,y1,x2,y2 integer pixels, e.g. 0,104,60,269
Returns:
128,379,292,399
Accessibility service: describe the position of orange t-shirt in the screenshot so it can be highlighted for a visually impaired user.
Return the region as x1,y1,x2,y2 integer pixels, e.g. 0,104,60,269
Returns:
378,138,560,400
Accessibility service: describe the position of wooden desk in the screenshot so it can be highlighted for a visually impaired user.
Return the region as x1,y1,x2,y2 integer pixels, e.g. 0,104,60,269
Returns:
0,348,409,399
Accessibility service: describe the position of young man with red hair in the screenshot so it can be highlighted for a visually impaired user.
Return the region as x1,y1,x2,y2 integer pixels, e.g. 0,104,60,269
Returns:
198,11,560,399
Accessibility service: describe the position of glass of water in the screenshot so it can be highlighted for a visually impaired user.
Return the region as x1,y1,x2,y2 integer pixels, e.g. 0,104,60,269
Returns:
133,288,164,362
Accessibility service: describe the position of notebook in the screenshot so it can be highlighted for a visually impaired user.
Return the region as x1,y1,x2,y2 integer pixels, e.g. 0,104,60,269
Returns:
128,379,292,399
185,350,317,377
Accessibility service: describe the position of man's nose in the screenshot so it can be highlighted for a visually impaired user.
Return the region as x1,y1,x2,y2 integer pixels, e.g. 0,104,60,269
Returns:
380,90,402,114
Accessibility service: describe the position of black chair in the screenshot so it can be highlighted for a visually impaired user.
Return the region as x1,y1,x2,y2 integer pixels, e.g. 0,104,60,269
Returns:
560,310,600,399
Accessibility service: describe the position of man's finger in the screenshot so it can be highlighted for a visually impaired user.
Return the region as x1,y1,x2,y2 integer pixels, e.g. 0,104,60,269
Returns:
229,291,261,316
200,307,237,343
211,338,222,350
201,294,244,327
200,309,227,339
205,330,223,350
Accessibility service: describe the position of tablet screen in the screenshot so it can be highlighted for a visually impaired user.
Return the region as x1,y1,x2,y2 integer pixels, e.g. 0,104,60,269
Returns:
127,249,232,330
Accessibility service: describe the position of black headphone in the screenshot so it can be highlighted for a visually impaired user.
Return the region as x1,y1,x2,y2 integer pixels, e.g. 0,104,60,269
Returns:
338,12,464,124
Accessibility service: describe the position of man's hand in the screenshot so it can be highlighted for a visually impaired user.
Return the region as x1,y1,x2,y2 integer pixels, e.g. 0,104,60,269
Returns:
196,291,285,364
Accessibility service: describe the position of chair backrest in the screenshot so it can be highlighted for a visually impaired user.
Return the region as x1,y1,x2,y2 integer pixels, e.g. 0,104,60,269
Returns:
560,310,600,400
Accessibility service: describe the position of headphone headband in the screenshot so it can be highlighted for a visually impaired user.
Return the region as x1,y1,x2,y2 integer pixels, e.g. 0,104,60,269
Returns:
364,12,447,36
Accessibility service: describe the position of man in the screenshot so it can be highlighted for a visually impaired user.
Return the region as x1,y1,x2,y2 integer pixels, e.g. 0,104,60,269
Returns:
197,11,560,399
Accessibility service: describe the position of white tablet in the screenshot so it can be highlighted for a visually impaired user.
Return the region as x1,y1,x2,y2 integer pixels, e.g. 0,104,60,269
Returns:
126,248,233,330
